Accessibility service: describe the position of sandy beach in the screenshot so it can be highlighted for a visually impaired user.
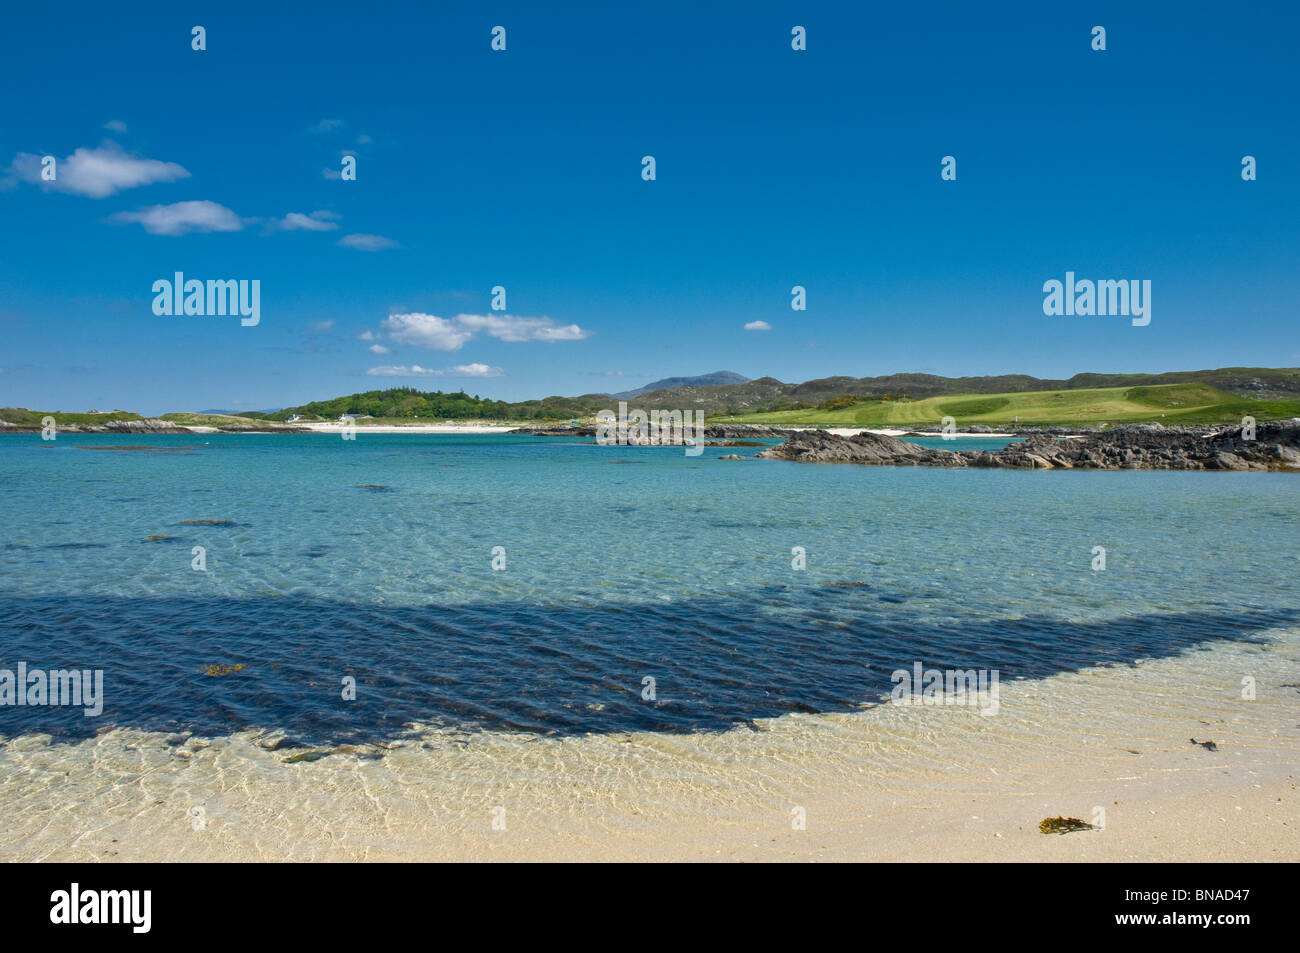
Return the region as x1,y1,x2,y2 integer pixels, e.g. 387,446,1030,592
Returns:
822,428,1019,438
181,424,1016,438
178,423,519,434
4,637,1295,863
302,423,518,434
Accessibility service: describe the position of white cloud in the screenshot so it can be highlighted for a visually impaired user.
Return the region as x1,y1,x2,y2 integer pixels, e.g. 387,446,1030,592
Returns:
110,200,244,236
451,363,504,377
275,210,340,232
366,363,504,378
744,320,772,331
454,313,590,343
369,343,390,354
312,119,344,133
309,320,335,332
381,313,474,351
338,233,400,251
367,365,435,376
372,312,589,351
7,141,188,198
103,120,128,134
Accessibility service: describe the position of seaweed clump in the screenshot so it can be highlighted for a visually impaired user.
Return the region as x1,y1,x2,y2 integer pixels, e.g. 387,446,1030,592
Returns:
1038,816,1096,835
204,663,247,677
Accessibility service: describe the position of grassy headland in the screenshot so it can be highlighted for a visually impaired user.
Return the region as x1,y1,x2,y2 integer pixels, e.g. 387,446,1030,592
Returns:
0,408,144,426
159,412,284,430
716,383,1300,429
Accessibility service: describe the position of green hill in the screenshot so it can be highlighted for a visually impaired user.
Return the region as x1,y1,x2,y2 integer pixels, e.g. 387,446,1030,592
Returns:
267,387,515,421
717,383,1300,428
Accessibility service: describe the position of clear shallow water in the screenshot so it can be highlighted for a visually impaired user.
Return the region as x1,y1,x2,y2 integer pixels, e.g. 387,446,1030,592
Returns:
2,432,1298,744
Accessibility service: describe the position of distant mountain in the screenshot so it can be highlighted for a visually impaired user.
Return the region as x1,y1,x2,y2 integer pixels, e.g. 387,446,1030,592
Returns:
608,371,750,400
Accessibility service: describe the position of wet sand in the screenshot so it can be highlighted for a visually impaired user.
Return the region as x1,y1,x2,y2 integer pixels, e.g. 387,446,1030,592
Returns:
3,635,1295,863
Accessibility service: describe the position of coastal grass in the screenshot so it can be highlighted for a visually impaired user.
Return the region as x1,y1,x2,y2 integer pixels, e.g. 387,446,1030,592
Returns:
160,412,282,429
0,408,144,426
714,383,1300,428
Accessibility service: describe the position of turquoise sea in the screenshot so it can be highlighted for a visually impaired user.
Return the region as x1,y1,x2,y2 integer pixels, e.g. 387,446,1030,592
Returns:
2,432,1298,743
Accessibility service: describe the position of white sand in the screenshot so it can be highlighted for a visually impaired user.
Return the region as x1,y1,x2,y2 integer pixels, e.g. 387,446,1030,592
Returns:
3,635,1295,862
178,424,1019,438
821,428,1018,438
300,423,516,434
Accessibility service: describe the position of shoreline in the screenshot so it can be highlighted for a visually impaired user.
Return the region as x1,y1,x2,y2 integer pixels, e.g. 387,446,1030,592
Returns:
3,640,1295,862
0,424,1018,438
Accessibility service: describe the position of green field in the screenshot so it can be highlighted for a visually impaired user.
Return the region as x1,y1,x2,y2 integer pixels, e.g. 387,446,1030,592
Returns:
714,383,1300,428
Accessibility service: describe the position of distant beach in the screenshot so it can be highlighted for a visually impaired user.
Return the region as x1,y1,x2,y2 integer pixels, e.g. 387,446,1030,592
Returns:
183,422,520,435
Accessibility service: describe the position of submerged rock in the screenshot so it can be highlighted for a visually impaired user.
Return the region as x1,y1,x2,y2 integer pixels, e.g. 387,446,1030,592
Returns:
282,750,331,764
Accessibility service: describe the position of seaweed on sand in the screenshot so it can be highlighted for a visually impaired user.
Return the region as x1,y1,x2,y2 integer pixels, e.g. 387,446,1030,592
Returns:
1039,816,1096,835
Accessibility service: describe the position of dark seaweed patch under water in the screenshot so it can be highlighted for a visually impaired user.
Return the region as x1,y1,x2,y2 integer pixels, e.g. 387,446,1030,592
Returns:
0,592,1292,746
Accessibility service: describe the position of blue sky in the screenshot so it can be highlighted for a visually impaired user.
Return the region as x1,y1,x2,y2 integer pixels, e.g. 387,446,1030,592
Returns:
1,1,1296,414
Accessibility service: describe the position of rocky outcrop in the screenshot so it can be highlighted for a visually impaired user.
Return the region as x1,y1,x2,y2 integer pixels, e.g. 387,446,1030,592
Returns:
509,425,598,436
0,417,193,434
756,421,1300,471
703,424,790,438
101,418,193,434
755,429,967,466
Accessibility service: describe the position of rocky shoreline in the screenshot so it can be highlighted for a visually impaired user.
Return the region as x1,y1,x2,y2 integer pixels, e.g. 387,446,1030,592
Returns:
754,421,1300,471
0,418,316,434
0,418,193,435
